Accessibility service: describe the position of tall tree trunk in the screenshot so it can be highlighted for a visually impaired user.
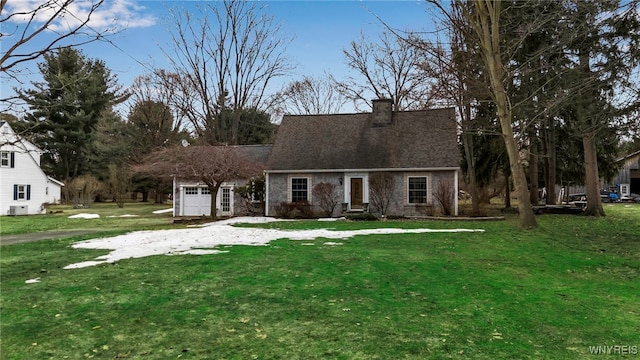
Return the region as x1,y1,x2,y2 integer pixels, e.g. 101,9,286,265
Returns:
463,133,482,216
576,1,605,217
472,0,537,228
209,183,221,219
582,131,605,216
231,111,241,145
529,134,539,205
543,116,557,205
504,172,511,208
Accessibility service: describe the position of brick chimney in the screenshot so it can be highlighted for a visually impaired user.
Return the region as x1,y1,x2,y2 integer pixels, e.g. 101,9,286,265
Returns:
371,98,393,127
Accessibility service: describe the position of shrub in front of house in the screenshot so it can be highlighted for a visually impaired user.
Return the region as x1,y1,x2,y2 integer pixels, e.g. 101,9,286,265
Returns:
435,178,455,216
345,212,378,221
312,182,340,217
274,201,314,218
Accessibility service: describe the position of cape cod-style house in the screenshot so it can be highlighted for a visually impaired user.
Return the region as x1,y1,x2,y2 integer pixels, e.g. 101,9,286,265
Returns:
264,99,459,217
0,121,63,215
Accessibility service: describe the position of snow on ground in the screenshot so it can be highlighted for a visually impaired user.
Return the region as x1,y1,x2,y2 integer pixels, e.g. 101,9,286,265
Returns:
152,208,174,214
107,214,139,218
68,213,100,219
64,217,485,270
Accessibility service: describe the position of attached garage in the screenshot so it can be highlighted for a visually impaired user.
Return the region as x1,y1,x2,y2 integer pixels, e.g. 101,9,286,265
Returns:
175,183,234,217
170,145,272,218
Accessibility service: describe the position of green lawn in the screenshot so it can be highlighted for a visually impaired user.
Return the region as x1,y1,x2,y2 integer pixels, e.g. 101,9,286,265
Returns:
1,204,639,359
0,202,176,236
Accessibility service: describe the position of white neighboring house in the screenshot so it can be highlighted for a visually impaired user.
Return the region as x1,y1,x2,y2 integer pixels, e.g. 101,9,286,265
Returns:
0,121,64,215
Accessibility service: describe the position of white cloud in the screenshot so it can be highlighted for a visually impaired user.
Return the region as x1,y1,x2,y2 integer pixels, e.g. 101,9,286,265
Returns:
5,0,156,32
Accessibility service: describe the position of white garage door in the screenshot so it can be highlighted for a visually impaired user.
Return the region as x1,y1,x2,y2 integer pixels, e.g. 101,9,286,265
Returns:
182,186,211,216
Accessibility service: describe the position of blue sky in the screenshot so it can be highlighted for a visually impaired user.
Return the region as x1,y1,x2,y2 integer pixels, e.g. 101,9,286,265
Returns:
1,0,438,116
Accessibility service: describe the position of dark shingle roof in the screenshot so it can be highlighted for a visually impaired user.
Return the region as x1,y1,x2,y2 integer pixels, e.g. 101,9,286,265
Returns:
232,144,272,165
267,108,457,171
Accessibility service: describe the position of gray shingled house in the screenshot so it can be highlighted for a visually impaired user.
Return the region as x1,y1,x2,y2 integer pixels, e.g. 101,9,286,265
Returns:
173,144,272,217
264,99,459,217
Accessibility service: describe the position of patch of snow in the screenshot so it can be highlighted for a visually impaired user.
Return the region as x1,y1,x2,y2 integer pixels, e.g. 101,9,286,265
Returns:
107,214,139,218
64,217,485,269
172,249,230,256
318,217,346,222
25,278,41,284
152,208,174,214
68,213,100,219
323,242,343,246
214,216,294,225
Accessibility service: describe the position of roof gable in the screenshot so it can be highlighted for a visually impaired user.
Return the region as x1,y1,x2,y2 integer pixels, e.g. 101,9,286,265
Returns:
0,121,43,155
267,107,458,171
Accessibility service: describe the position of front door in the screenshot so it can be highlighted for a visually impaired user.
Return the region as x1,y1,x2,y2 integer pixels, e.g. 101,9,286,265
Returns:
219,187,233,216
350,178,363,209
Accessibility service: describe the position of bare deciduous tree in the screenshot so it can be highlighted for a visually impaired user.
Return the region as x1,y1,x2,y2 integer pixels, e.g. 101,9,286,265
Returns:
434,0,537,228
128,74,187,135
1,0,107,78
435,178,455,216
66,174,102,208
161,0,292,144
106,163,130,208
271,75,348,116
368,172,395,217
134,145,264,219
408,5,489,217
334,31,438,111
312,182,341,217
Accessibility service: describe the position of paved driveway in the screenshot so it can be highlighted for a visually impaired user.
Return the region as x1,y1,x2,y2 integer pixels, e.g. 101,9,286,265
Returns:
0,230,98,246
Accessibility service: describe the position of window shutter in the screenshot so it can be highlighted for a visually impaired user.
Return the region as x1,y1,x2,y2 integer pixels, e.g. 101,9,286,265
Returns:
10,152,14,168
13,184,18,200
27,185,31,200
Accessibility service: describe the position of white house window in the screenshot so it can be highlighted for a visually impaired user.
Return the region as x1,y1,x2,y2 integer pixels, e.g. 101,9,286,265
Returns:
185,187,198,195
201,188,211,195
291,177,309,203
408,176,428,204
1,151,9,167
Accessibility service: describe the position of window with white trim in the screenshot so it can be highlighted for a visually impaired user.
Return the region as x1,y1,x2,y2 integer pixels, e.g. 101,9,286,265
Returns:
408,176,428,204
291,177,309,203
1,151,9,167
201,188,211,195
185,187,198,195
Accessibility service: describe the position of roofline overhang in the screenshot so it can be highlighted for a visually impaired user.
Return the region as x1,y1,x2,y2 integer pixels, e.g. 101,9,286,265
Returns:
47,176,65,186
264,167,460,174
615,149,640,162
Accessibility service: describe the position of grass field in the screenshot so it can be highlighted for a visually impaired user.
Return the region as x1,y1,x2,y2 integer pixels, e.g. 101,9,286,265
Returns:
0,202,176,236
1,203,639,359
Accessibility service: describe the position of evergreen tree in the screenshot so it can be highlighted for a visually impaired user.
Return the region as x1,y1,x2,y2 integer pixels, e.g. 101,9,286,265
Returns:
17,48,127,180
559,0,640,216
127,100,181,158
